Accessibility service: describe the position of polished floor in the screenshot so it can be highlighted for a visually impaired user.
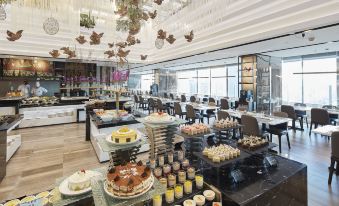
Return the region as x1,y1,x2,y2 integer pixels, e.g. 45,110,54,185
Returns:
0,122,339,205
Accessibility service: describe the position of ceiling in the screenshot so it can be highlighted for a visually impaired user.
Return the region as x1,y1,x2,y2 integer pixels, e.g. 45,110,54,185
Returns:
1,0,339,65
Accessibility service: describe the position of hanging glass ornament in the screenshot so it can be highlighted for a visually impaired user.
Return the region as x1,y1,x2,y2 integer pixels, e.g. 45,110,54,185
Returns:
155,38,164,49
0,4,6,21
43,17,59,35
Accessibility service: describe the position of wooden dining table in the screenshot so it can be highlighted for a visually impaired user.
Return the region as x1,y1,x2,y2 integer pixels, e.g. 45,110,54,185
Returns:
223,109,291,126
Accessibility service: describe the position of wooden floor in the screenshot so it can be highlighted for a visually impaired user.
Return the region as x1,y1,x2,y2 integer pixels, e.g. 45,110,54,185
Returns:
0,122,339,205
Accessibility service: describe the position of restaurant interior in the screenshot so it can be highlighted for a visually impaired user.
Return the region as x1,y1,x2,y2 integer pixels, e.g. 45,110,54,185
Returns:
0,0,339,205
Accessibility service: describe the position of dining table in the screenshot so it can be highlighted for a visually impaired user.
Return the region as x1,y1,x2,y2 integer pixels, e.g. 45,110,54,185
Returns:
223,109,291,126
294,106,339,115
311,125,339,137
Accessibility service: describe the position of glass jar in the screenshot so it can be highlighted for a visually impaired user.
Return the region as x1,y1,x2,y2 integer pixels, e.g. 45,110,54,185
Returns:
163,164,171,175
187,167,195,180
165,188,174,203
178,170,186,183
154,167,162,178
178,150,184,161
172,161,180,172
153,194,162,206
168,173,176,187
150,158,156,169
168,152,174,164
175,184,183,199
158,155,165,167
184,180,193,194
195,174,204,189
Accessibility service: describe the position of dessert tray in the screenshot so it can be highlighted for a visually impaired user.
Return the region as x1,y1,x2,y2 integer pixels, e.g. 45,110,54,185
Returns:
103,175,155,200
144,112,176,124
59,170,102,196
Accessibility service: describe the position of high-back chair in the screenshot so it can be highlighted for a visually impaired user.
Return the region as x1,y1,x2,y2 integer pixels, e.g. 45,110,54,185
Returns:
208,97,215,103
164,93,168,99
281,105,303,130
241,115,261,137
322,105,338,125
138,95,148,110
181,95,187,102
217,110,230,120
186,104,203,124
328,131,339,184
174,102,186,119
170,93,174,100
220,98,229,110
148,98,156,113
266,112,290,153
134,94,139,108
309,108,330,136
156,99,168,113
294,103,308,128
190,96,196,103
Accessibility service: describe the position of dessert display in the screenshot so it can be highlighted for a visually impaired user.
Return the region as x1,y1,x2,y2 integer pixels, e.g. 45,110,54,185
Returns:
111,126,138,144
193,195,206,206
237,135,269,150
180,123,210,136
144,112,175,124
214,118,238,129
95,109,129,121
68,169,91,191
202,145,241,163
106,161,153,197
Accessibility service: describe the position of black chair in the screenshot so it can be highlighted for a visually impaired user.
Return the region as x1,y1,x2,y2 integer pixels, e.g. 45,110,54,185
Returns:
266,112,290,153
133,94,139,108
220,98,229,110
323,105,338,125
281,105,303,130
186,104,203,124
174,102,186,119
170,93,174,100
208,97,215,103
309,108,330,136
203,108,216,124
138,96,148,110
164,93,168,99
328,131,339,184
241,115,268,139
294,103,308,128
156,99,169,113
148,98,157,114
217,110,230,120
190,96,196,103
181,95,187,102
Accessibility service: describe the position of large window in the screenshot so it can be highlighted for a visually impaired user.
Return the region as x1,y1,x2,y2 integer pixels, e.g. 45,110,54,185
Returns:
282,55,337,106
140,74,153,92
177,64,239,97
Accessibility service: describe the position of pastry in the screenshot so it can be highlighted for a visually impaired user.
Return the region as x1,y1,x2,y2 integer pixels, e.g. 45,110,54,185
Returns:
68,169,91,191
238,135,268,150
202,144,240,162
106,162,153,197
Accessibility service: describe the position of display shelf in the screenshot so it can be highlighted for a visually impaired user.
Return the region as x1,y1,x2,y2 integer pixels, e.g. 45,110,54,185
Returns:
91,176,166,206
237,142,277,154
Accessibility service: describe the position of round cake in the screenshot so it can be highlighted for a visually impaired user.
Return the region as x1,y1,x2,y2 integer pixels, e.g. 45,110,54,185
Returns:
111,127,137,144
68,170,91,191
106,161,153,197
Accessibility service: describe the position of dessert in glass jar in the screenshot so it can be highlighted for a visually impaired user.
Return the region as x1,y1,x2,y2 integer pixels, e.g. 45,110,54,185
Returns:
175,184,183,199
168,173,176,187
184,180,193,194
154,167,162,177
178,170,186,183
187,167,195,179
172,161,180,172
163,164,171,175
165,188,175,203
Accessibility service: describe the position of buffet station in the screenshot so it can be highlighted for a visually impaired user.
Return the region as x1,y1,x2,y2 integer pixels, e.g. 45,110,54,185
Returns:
0,115,23,183
0,111,307,206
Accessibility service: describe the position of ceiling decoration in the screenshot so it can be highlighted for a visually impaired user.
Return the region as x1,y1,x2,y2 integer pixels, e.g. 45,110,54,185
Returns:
184,30,194,42
43,17,59,35
49,49,60,58
89,31,104,45
60,47,76,59
104,50,115,58
166,34,176,44
76,35,87,44
140,54,147,60
108,43,114,48
6,30,23,41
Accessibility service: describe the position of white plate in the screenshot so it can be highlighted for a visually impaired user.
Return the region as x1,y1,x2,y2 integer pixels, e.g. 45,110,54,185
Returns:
105,132,142,145
144,116,176,124
59,170,102,196
103,175,154,200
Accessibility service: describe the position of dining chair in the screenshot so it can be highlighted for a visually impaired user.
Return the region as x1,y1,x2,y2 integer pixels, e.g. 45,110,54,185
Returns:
156,99,169,113
164,93,168,99
328,131,339,184
220,98,229,110
148,98,157,114
138,96,148,110
217,110,230,120
186,104,203,124
309,108,330,136
190,96,196,103
266,112,290,153
174,102,186,119
322,105,338,125
241,115,262,137
133,94,139,109
294,103,308,128
208,97,216,103
281,105,303,130
170,93,174,100
181,95,187,102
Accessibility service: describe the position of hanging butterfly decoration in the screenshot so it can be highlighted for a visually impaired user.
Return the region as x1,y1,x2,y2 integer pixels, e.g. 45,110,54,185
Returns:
157,29,167,39
49,50,61,58
243,67,252,72
154,0,164,5
108,43,114,48
117,48,130,58
104,50,115,58
142,12,149,21
6,30,23,41
136,39,141,44
166,34,176,44
75,35,87,44
66,50,76,59
184,30,194,42
89,31,104,45
60,47,70,54
116,41,127,48
126,34,136,46
148,10,157,19
119,57,126,66
140,55,148,60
